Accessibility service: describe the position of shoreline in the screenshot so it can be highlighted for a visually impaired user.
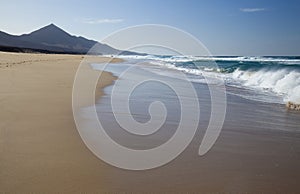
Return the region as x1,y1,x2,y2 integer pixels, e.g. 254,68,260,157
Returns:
0,52,121,193
92,61,300,193
1,51,300,193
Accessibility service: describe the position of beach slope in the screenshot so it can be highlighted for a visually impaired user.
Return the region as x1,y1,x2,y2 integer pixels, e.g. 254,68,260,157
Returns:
0,52,120,193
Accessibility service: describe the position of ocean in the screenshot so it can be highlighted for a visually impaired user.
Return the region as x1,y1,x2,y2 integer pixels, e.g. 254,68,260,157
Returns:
75,56,300,192
117,55,300,105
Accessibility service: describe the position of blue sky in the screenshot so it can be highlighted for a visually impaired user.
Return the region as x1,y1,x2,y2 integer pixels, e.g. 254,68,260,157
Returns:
1,0,300,55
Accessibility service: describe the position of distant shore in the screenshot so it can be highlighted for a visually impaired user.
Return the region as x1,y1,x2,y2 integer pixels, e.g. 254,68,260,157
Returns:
0,45,88,55
0,52,121,193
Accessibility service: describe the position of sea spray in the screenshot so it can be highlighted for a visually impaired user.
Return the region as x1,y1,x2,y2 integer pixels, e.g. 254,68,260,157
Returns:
117,55,300,104
231,68,300,104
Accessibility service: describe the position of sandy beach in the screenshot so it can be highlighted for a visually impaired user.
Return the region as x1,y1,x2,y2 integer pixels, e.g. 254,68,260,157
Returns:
0,52,121,193
1,0,299,192
1,52,300,193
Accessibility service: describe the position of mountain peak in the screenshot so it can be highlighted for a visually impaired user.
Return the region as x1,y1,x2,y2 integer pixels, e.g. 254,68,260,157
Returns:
37,23,66,34
22,23,74,43
0,23,124,55
45,23,61,29
45,23,57,28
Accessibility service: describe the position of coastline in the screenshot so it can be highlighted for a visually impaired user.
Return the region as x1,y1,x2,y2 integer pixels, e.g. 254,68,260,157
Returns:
1,52,300,193
92,61,300,193
0,52,120,193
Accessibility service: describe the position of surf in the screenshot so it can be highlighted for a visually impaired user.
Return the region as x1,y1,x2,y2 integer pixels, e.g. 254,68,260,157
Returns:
116,55,300,105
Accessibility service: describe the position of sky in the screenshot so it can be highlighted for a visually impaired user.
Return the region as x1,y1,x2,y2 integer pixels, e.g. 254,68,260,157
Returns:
0,0,300,56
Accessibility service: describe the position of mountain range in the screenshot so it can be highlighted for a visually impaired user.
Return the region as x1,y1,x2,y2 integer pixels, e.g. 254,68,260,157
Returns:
0,24,138,55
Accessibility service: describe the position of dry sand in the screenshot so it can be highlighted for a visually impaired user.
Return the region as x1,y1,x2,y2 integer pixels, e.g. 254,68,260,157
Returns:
1,52,300,193
0,52,121,193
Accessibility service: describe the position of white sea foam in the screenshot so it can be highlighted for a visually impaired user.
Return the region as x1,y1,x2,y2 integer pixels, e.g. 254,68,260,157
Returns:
113,55,300,104
147,60,300,104
231,68,300,104
116,55,300,65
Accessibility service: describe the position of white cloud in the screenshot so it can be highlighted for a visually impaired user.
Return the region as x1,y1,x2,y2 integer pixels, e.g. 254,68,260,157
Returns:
82,18,124,24
240,8,266,13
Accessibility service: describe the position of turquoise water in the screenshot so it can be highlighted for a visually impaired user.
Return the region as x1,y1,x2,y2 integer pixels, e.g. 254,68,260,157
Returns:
83,58,300,192
117,55,300,104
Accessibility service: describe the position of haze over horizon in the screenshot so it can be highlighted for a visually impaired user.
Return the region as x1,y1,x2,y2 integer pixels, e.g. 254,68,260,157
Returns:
1,0,300,56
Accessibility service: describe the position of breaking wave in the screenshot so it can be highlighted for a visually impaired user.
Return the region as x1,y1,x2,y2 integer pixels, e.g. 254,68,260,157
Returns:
116,55,300,104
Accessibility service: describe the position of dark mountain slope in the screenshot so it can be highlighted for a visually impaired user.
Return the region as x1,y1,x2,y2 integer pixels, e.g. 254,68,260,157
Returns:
0,24,139,55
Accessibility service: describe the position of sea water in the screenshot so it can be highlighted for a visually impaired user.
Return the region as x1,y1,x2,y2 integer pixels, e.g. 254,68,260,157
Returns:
115,55,300,105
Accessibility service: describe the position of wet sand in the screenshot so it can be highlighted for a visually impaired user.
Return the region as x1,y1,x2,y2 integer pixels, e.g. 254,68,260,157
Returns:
92,62,300,193
1,53,300,193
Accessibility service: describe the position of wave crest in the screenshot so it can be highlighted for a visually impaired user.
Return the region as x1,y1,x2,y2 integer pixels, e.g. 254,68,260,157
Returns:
232,68,300,103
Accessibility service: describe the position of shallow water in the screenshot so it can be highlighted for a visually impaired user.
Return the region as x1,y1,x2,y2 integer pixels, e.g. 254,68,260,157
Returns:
88,61,300,193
